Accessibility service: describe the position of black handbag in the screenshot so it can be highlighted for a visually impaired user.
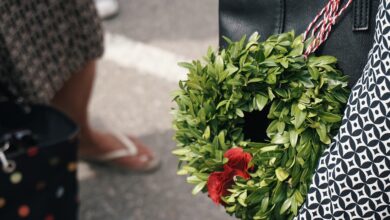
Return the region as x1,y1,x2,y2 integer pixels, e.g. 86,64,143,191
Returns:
0,97,79,220
219,0,380,142
219,0,379,88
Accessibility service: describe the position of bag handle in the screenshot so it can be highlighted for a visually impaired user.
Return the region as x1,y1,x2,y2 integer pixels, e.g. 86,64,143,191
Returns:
0,142,16,173
0,84,33,173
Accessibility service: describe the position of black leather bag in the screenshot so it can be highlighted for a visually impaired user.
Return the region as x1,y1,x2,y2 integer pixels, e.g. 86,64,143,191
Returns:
219,0,379,88
219,0,380,142
0,100,79,220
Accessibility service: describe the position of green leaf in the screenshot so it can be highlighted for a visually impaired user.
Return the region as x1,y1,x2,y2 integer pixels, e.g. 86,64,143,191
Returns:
319,56,338,65
266,73,277,84
187,175,202,184
294,191,304,204
268,87,275,100
316,124,331,144
259,145,279,153
225,205,236,212
248,32,260,43
248,78,263,84
291,198,298,215
218,131,227,149
177,169,188,175
264,44,274,57
172,148,190,156
271,133,289,144
238,191,248,207
192,181,206,195
187,81,202,90
217,100,228,109
300,77,315,88
203,126,211,140
289,36,304,57
178,62,194,70
275,167,289,181
215,55,224,72
280,58,289,68
309,55,337,66
289,129,298,147
319,111,342,122
255,94,268,111
280,197,292,214
277,121,285,134
260,195,270,212
294,110,307,129
222,36,233,44
226,63,239,76
236,108,244,117
308,66,320,80
297,157,305,166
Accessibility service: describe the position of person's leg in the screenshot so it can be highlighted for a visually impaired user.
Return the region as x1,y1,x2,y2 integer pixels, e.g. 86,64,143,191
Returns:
51,60,159,171
51,61,95,133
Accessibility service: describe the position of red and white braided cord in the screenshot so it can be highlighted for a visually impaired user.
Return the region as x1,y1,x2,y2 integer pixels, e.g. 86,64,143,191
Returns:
303,0,353,56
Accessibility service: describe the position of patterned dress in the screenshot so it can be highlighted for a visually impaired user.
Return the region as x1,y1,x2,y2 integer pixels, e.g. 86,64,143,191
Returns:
296,0,390,219
0,0,104,103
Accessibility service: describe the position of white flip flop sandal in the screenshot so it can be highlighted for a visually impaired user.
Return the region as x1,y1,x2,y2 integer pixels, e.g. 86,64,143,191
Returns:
81,130,160,172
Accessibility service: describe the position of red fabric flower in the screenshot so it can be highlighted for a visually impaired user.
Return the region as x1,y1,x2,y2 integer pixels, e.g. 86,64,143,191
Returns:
207,147,253,204
207,167,235,204
224,147,252,178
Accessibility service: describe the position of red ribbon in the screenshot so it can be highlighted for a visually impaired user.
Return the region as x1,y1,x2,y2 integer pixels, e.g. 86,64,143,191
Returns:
303,0,353,57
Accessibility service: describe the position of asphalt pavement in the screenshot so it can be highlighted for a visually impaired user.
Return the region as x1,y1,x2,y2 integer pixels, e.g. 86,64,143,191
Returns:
78,1,234,219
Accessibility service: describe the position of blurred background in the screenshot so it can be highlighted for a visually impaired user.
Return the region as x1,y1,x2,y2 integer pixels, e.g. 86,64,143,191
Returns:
78,0,234,219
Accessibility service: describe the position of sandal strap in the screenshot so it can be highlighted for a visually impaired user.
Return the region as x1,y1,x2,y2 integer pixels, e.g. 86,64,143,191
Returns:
113,130,138,155
96,149,133,161
95,131,138,161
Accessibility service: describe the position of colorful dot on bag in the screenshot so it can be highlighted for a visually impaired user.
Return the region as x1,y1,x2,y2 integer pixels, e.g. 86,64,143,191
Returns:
56,186,65,198
18,205,30,218
44,214,55,220
67,162,77,172
0,198,6,208
10,172,23,184
27,146,39,157
49,157,60,166
36,181,46,191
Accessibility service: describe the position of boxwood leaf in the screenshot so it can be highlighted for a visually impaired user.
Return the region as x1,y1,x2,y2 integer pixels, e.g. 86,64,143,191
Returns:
256,94,268,111
236,108,244,117
192,181,206,195
289,129,298,147
275,167,289,181
280,197,292,214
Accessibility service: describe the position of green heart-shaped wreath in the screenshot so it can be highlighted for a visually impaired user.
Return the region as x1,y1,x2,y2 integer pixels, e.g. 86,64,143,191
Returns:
172,31,350,219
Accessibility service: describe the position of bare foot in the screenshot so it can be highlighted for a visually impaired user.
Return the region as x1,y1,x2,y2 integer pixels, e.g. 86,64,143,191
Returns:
79,130,160,171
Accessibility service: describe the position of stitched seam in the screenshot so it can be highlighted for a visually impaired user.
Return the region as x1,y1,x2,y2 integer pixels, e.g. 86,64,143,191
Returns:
360,0,363,27
278,0,282,33
279,0,285,33
364,0,369,27
354,0,358,29
273,0,285,34
273,0,279,34
274,0,281,34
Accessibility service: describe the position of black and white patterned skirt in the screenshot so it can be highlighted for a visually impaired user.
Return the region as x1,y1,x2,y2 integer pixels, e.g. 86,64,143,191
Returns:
0,0,104,103
296,0,390,219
